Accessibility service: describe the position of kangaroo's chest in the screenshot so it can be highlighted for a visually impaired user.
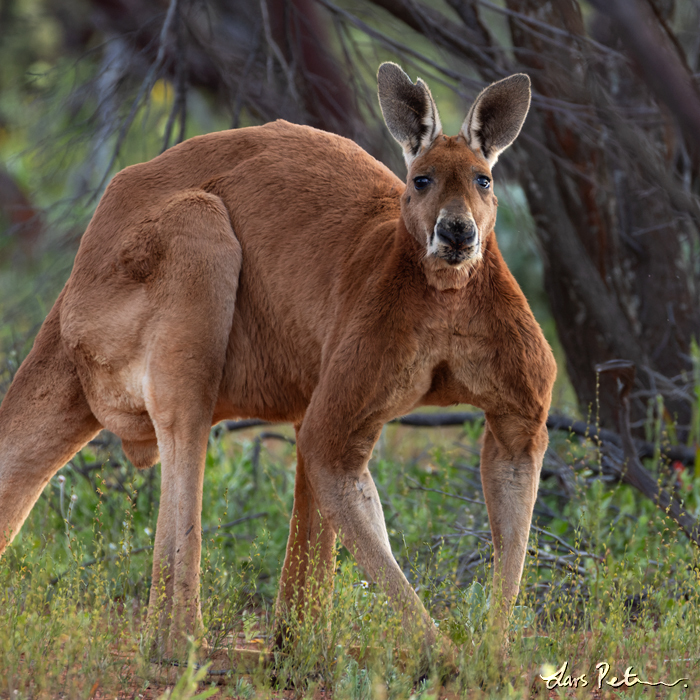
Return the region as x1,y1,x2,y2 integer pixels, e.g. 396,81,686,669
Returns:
385,309,497,413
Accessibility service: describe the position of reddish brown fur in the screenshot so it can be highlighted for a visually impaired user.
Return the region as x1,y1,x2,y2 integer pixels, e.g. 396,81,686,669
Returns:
0,68,556,658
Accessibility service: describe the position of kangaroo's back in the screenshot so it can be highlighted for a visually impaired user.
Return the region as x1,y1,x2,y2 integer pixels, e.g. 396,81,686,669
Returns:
69,120,401,277
62,120,402,354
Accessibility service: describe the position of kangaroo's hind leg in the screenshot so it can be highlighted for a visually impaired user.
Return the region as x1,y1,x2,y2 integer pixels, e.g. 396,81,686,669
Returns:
139,191,242,657
0,290,102,554
274,428,337,647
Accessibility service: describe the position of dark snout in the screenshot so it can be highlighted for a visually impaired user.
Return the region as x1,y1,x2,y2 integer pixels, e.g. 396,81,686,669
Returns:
435,219,477,250
437,220,476,250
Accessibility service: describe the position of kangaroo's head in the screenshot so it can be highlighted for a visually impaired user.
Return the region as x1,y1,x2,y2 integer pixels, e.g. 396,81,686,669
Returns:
378,63,531,290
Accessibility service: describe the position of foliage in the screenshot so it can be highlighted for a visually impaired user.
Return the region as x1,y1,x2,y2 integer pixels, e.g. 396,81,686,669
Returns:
1,420,699,697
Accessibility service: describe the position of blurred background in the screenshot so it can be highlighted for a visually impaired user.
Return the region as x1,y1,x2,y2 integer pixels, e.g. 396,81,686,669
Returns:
1,0,700,435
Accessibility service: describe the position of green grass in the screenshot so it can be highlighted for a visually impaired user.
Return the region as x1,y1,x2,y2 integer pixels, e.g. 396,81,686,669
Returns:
1,421,699,699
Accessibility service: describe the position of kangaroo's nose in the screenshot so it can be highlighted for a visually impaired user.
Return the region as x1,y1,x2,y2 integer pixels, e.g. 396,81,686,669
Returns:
436,220,476,248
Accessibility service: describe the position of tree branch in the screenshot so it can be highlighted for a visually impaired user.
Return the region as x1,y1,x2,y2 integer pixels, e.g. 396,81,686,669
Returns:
587,0,700,159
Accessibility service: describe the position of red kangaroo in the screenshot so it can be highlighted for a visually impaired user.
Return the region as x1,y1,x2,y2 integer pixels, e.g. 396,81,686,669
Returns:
0,63,555,657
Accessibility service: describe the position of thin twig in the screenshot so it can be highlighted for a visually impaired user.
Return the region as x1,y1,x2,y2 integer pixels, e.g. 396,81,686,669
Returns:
95,0,181,196
162,0,188,151
406,477,486,506
259,0,300,103
530,525,602,561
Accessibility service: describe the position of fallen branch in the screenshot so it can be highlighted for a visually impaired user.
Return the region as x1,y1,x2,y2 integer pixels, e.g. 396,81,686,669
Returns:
545,414,696,465
223,411,697,465
600,441,700,547
596,360,700,548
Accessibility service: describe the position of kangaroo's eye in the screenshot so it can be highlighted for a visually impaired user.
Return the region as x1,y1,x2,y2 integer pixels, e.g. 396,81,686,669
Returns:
413,176,431,191
476,175,491,189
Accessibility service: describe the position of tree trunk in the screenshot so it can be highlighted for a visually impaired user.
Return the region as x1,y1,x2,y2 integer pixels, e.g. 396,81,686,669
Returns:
505,0,700,432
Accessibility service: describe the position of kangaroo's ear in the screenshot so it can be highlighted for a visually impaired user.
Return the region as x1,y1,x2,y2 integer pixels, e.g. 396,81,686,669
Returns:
461,73,531,167
378,62,442,167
